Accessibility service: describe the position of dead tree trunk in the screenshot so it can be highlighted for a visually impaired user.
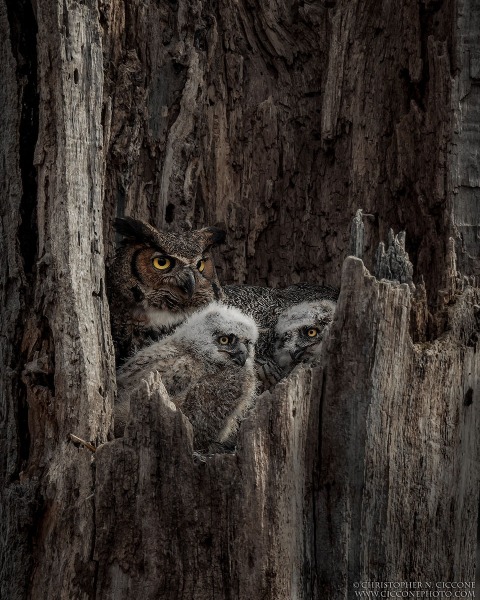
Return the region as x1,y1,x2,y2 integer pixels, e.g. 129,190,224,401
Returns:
1,0,479,599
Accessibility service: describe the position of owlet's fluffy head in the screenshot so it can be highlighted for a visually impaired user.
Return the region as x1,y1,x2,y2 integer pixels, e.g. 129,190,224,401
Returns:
173,302,259,367
273,300,336,370
114,303,259,448
108,217,226,361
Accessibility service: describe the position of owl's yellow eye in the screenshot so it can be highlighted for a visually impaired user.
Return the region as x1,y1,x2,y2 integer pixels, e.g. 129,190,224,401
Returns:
307,328,318,338
197,259,206,273
218,336,230,345
152,257,171,271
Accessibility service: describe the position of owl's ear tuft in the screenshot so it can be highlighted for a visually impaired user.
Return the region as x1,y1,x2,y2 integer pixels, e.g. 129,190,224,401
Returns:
114,217,158,245
201,226,226,250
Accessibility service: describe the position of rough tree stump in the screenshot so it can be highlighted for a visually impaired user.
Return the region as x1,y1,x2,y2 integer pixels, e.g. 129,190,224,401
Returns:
1,0,479,598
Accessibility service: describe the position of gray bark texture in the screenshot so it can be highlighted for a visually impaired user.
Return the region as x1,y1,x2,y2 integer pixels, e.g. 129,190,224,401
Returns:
0,0,479,599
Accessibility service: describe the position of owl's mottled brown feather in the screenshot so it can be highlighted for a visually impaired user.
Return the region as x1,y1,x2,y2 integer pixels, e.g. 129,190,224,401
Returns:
108,217,225,363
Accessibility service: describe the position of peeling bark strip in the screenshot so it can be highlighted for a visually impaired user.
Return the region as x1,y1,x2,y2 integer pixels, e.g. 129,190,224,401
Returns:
1,0,479,598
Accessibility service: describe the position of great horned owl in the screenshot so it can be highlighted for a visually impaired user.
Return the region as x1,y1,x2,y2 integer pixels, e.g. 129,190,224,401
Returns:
114,303,258,453
108,217,225,363
222,283,339,386
273,299,336,375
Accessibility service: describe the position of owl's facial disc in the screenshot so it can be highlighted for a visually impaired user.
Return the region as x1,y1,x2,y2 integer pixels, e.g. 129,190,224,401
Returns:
291,326,323,359
129,246,221,319
215,334,249,366
274,325,323,368
148,251,201,299
288,326,321,359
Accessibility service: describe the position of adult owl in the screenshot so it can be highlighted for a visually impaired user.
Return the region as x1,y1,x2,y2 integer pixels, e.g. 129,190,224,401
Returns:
108,217,225,363
114,303,258,453
273,299,336,375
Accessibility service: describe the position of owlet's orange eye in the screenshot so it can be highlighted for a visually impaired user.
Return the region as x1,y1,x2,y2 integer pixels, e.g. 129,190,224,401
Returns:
152,257,171,271
307,328,318,338
197,259,206,273
218,336,229,345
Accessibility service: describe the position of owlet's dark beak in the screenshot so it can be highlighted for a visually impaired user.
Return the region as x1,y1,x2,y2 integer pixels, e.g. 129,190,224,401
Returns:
231,342,248,367
290,347,305,362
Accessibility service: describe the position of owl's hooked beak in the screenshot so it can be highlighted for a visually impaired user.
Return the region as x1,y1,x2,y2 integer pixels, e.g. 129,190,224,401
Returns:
230,342,248,367
290,347,305,362
176,269,196,298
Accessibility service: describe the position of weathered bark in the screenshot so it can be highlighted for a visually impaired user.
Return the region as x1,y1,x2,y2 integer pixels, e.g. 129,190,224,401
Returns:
1,0,479,599
453,0,480,280
1,1,115,598
95,369,318,598
317,258,480,595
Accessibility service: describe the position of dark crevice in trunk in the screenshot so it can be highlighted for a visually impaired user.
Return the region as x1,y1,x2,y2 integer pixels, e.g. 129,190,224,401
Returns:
5,0,39,482
5,0,39,276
